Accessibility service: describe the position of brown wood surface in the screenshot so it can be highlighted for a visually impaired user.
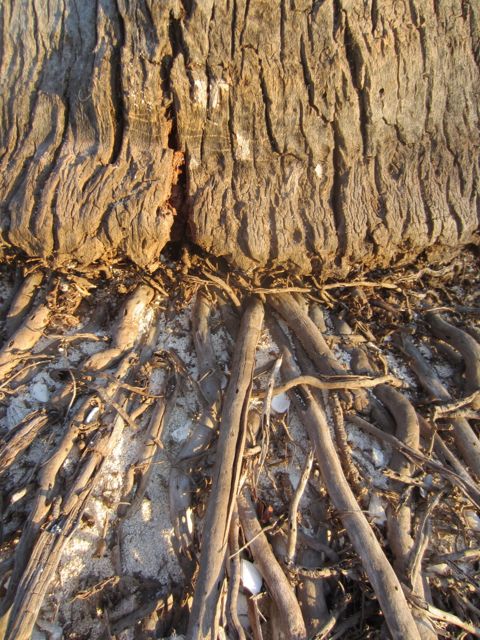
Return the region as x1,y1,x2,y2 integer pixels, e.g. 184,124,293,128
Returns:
0,1,478,274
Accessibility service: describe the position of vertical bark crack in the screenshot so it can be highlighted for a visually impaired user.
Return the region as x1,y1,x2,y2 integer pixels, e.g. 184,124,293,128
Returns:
258,57,280,154
299,35,319,114
343,17,370,157
109,0,125,165
331,119,346,265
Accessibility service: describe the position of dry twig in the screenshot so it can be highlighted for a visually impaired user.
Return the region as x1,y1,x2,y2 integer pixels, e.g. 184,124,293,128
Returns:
286,449,314,564
187,297,264,640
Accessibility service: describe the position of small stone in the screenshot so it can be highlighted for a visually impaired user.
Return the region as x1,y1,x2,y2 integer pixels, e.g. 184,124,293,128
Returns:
240,559,263,595
271,392,290,414
30,381,50,403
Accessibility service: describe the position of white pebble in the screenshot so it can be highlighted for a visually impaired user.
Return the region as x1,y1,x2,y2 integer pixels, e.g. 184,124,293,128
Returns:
368,493,387,526
30,381,50,403
171,424,191,444
240,559,263,595
371,445,386,468
271,392,290,414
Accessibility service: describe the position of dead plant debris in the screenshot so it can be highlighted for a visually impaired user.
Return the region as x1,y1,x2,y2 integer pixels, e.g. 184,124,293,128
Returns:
0,247,479,639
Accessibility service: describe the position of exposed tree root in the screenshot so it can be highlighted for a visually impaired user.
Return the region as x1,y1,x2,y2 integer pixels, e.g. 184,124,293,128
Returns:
187,297,264,640
0,411,49,472
269,293,367,409
373,387,437,639
0,304,50,381
426,311,480,407
82,284,155,371
396,332,480,478
169,291,222,572
0,253,479,639
271,322,421,639
237,486,307,640
0,282,159,640
226,506,246,640
3,270,44,340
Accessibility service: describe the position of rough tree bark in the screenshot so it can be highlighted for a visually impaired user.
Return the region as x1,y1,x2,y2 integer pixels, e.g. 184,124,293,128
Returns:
0,0,479,274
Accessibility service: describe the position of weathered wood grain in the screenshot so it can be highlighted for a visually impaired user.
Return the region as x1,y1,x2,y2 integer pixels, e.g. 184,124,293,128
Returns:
0,1,479,274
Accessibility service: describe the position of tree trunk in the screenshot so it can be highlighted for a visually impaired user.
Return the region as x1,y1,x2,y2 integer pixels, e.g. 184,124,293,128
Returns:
0,0,479,275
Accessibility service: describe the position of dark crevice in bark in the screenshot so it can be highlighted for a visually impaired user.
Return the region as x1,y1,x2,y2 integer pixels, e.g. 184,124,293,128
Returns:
258,58,280,154
299,35,319,115
0,4,6,74
267,199,279,264
298,101,313,162
373,155,387,230
310,0,327,20
370,0,379,35
230,0,237,58
332,1,343,42
279,0,286,70
140,1,158,53
168,11,186,85
417,152,436,244
418,26,432,131
202,2,215,161
476,193,480,231
169,8,194,104
343,18,369,158
166,12,189,243
239,0,251,48
109,0,126,166
180,0,194,20
390,29,406,146
51,183,62,256
446,176,466,240
331,120,346,266
407,0,420,27
467,3,480,68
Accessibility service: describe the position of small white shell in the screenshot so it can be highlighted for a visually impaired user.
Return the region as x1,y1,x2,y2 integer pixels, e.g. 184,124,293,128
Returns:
368,493,387,526
185,507,194,535
464,510,480,532
85,406,100,424
11,487,28,504
30,381,50,403
240,559,263,595
271,392,290,414
370,446,386,468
